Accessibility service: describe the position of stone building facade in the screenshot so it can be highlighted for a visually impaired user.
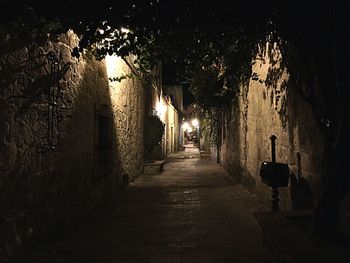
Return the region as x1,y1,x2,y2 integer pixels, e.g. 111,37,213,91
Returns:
0,31,144,260
151,92,180,159
163,95,180,154
163,85,184,112
216,43,325,210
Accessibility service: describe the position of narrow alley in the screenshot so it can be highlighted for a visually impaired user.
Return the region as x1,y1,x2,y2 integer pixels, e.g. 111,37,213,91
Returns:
12,146,270,263
2,2,350,262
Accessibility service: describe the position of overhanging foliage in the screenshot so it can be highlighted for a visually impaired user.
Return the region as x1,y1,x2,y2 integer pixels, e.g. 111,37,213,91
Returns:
2,0,350,238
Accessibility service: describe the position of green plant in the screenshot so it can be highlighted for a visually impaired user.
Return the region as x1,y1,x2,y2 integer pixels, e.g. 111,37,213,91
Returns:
3,0,349,238
200,107,221,146
144,115,165,161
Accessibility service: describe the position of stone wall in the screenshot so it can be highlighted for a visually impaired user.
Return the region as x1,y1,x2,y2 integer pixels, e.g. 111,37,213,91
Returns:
106,54,145,182
0,31,144,260
150,92,180,159
164,96,180,154
220,43,325,210
145,71,180,160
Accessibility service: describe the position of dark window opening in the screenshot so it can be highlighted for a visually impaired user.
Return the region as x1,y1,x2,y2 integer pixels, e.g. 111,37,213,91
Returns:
98,115,110,164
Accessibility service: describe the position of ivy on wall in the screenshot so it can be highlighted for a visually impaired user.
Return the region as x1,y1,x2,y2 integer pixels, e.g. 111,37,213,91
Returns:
144,115,165,161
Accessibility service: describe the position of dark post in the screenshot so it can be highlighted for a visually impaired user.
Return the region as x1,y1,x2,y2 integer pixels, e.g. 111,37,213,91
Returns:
270,135,279,211
271,187,280,211
270,135,277,163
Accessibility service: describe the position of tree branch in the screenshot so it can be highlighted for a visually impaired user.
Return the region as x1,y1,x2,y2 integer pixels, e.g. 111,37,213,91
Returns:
122,57,142,79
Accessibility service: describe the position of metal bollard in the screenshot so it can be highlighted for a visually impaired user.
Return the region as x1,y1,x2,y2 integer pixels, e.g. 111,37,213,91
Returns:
259,135,290,211
270,135,279,211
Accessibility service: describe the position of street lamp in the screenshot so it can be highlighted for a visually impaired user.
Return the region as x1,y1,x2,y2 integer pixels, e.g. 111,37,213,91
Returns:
182,122,189,130
191,118,199,128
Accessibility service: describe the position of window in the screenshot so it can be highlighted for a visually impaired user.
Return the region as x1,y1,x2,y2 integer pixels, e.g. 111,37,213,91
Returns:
98,115,110,164
93,103,113,178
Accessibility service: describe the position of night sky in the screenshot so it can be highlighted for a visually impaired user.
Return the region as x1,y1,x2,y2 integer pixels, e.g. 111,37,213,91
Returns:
162,64,194,107
182,84,195,107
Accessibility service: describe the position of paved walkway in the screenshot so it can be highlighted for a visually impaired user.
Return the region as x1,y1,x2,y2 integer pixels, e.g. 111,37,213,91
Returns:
13,147,271,263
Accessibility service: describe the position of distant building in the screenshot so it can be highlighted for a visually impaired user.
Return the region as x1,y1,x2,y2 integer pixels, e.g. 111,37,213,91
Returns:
146,65,181,159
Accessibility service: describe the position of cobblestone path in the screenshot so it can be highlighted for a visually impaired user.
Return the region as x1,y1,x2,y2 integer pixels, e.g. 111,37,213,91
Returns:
13,147,270,263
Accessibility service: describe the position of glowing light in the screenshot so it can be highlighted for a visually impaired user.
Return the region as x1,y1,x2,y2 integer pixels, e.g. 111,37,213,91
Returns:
187,127,193,133
121,27,130,34
191,118,199,127
105,54,124,88
156,99,166,120
182,122,189,130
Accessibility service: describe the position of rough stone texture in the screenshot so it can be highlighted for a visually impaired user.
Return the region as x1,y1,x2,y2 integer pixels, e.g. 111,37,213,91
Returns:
219,43,325,211
143,160,165,174
106,54,144,182
11,148,271,263
146,71,180,160
0,31,144,261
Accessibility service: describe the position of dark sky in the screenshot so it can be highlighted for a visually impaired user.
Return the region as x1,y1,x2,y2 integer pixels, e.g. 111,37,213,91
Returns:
162,65,194,107
183,84,195,107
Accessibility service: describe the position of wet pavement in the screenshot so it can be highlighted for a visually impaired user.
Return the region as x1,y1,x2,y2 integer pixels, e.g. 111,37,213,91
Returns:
12,146,271,263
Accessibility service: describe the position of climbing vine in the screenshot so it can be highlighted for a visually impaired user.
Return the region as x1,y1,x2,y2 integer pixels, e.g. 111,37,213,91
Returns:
1,1,272,90
199,107,221,146
143,115,165,161
2,0,349,238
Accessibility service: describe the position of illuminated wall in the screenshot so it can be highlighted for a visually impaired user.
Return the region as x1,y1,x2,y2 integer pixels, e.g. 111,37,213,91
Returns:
164,96,179,154
219,42,325,210
148,78,180,159
0,31,144,259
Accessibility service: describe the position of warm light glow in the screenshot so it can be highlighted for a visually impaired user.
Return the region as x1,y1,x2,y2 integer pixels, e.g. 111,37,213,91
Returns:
191,118,199,127
187,127,193,133
156,99,166,120
105,54,124,88
182,122,189,130
121,27,130,34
